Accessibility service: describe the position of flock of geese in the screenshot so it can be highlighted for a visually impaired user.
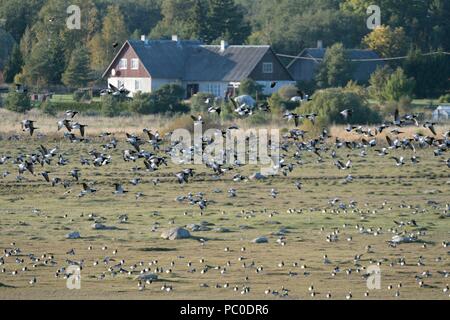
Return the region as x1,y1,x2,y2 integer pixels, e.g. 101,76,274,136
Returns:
1,97,449,299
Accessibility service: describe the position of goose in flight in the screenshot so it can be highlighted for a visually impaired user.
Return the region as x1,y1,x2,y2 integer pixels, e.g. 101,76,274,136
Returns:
391,156,405,166
79,183,96,197
113,183,128,195
21,120,38,136
340,109,353,120
65,110,79,119
423,122,437,136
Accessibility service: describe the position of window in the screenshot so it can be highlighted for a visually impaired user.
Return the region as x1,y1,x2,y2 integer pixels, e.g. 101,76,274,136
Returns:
118,58,127,70
118,79,124,88
131,58,139,70
262,62,273,74
135,80,140,90
207,83,221,97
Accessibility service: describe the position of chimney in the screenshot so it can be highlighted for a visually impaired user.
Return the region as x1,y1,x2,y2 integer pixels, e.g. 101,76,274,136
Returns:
317,40,323,49
141,35,146,42
172,35,179,42
220,40,228,52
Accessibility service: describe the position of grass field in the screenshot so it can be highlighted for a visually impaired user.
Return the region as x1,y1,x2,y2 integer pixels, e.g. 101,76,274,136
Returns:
0,113,449,300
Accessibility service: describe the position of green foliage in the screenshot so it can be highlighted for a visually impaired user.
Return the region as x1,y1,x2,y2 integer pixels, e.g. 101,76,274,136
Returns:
300,87,382,126
268,92,298,112
40,100,58,116
203,0,251,44
127,84,188,115
101,95,124,117
190,92,216,113
62,47,92,88
73,89,92,102
238,78,263,97
438,94,450,103
127,92,155,114
3,43,23,83
381,68,415,102
5,90,32,113
315,43,353,88
403,49,450,99
22,39,65,86
368,65,393,101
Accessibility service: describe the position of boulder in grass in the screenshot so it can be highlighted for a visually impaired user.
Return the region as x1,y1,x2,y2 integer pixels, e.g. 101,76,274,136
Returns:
66,232,81,239
161,227,191,240
187,224,211,232
252,236,268,244
390,235,419,244
135,273,158,281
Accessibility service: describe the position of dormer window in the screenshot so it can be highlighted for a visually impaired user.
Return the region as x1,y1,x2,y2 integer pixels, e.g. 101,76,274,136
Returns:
131,58,139,70
118,58,127,70
262,62,273,74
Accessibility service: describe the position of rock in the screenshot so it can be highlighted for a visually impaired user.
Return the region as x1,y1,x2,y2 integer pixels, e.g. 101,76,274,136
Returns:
91,223,117,230
186,224,211,232
252,236,268,244
214,227,231,233
161,227,191,240
391,235,419,244
135,273,158,281
249,172,267,180
66,232,80,239
91,223,107,230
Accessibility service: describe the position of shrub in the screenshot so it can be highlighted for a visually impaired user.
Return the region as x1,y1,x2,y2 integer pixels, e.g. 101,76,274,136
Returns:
238,78,263,97
127,92,154,114
268,92,299,112
299,87,382,126
438,94,450,103
190,93,216,113
73,89,91,102
368,65,393,101
101,95,124,117
381,67,415,102
277,85,299,101
5,90,32,113
40,100,58,116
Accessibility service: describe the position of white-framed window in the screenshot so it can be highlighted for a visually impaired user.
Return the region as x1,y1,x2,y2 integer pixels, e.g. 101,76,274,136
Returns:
207,83,221,97
135,80,140,90
131,58,139,70
262,62,273,74
118,58,127,70
118,79,124,88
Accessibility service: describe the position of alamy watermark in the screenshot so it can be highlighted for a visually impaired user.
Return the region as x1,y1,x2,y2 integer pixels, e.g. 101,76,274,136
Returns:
366,265,381,290
366,5,381,30
66,265,81,290
66,5,81,30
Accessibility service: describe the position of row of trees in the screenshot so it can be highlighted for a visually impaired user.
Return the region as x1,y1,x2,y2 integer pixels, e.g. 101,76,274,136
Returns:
0,0,449,97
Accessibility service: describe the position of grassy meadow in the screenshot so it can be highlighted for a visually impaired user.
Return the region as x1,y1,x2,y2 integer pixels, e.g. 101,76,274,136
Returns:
0,111,449,300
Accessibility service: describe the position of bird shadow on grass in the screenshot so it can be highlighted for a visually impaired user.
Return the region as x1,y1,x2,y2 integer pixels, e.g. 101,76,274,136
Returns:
135,247,177,252
0,282,16,288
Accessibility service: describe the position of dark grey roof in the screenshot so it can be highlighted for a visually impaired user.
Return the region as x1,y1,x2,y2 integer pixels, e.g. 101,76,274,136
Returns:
184,45,270,81
288,48,385,82
125,40,272,81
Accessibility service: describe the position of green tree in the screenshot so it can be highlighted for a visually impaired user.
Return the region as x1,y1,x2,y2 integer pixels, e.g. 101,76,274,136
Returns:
22,39,65,86
300,87,382,126
403,49,450,98
62,47,92,88
238,78,263,97
5,90,32,113
368,65,393,101
316,43,353,88
204,0,250,44
382,67,415,102
3,44,23,83
362,25,409,58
